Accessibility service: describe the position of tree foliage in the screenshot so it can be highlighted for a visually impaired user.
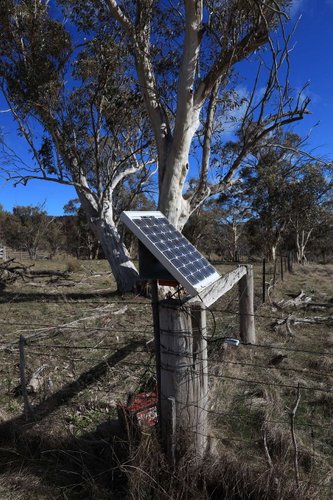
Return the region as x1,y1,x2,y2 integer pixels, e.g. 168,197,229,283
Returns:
226,131,333,260
0,0,155,290
0,204,54,258
0,1,320,288
100,0,311,228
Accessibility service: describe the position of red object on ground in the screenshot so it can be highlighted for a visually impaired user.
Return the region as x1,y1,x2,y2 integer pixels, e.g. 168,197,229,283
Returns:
120,391,158,428
158,279,179,287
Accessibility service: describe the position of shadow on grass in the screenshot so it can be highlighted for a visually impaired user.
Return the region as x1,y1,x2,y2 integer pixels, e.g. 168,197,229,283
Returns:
0,288,122,304
0,340,146,498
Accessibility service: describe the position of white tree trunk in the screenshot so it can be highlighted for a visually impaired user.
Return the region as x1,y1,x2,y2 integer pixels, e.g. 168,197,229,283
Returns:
95,216,140,293
158,111,200,230
296,228,312,264
106,1,306,235
78,193,139,293
158,151,191,230
296,230,302,263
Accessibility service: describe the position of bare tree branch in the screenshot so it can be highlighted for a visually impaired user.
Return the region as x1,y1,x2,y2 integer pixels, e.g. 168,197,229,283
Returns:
106,0,134,36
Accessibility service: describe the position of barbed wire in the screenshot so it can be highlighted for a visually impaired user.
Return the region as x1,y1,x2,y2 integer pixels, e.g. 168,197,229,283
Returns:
0,320,154,329
214,359,332,377
21,346,333,394
240,341,333,357
2,332,333,359
21,341,333,360
21,343,151,352
157,393,333,431
1,299,330,324
206,373,332,393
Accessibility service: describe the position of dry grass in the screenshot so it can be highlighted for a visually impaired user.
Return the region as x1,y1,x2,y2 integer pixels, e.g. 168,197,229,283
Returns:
0,259,332,498
207,262,333,499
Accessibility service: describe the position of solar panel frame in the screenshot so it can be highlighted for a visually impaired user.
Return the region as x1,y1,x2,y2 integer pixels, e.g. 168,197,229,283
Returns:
120,211,221,296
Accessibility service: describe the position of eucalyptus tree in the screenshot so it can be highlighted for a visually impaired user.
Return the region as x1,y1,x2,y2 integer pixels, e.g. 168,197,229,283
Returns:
238,132,331,261
3,205,52,259
0,0,311,291
288,164,333,263
63,199,101,259
0,0,154,291
238,132,305,260
182,202,224,258
102,0,310,229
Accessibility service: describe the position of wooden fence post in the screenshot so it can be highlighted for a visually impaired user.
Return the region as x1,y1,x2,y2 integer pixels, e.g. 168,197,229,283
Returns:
288,252,293,273
239,265,256,344
191,302,208,448
262,258,266,303
19,335,33,419
151,280,162,428
158,299,208,461
167,396,176,468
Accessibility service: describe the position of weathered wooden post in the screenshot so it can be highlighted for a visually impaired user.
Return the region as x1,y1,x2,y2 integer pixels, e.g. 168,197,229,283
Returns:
151,280,162,427
188,302,208,451
158,300,208,459
288,252,293,273
166,396,176,467
239,265,256,344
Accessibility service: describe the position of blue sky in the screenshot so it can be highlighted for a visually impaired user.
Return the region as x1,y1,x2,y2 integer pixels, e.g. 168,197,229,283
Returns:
0,0,332,215
286,0,333,156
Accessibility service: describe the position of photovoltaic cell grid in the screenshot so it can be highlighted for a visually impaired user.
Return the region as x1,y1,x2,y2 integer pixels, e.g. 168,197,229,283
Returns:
121,211,220,295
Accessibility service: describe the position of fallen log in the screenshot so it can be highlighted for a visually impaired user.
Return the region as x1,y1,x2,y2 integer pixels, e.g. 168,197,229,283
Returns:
273,315,295,336
28,269,71,278
0,259,71,289
0,259,33,287
274,291,312,310
302,302,333,311
273,315,333,336
290,316,333,326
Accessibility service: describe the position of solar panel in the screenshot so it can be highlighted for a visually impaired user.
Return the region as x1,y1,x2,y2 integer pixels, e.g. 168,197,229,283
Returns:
120,211,221,296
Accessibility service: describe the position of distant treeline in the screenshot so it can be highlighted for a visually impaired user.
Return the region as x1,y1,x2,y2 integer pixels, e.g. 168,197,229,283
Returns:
0,204,101,260
0,195,332,263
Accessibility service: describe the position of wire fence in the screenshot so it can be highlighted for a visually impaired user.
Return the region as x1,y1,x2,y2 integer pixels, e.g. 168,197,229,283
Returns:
0,258,332,494
1,315,332,404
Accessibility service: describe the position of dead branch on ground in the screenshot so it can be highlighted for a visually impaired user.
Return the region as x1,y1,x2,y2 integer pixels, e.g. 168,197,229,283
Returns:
0,259,71,288
273,315,333,336
274,291,312,310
